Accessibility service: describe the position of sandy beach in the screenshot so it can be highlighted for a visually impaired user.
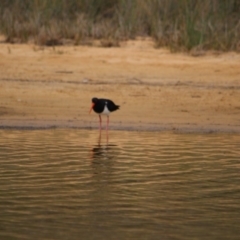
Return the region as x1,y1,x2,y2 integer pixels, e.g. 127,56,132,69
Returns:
0,38,239,132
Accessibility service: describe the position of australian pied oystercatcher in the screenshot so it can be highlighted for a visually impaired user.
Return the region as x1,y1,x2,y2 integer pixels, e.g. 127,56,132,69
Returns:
89,97,120,130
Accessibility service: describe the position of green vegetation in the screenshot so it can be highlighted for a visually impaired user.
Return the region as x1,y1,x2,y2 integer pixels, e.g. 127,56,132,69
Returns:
0,0,239,51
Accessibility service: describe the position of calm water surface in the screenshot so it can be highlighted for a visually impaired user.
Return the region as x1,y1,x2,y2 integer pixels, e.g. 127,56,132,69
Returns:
0,129,240,240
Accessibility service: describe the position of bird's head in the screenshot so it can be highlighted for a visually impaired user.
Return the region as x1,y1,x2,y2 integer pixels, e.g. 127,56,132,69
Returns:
89,97,98,114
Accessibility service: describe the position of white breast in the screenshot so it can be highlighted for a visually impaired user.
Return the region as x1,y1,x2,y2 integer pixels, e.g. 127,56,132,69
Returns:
101,104,110,115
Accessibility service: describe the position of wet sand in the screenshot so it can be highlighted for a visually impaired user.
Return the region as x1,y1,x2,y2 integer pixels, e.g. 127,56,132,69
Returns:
0,38,239,132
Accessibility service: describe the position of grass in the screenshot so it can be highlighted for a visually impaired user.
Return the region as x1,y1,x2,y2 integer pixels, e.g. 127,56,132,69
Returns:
0,0,239,52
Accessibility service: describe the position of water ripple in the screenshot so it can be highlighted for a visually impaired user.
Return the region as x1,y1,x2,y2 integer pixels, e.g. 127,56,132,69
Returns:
0,129,240,240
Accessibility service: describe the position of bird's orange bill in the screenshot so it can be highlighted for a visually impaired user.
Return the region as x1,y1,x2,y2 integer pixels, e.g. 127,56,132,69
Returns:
89,103,95,114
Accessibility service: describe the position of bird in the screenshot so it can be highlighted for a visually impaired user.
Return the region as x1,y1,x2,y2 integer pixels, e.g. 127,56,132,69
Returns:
89,97,120,130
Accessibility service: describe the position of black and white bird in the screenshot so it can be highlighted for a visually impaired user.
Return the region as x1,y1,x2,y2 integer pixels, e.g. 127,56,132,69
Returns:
89,97,120,130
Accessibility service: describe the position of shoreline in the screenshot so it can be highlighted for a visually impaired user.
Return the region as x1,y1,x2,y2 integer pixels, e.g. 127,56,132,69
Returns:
0,120,239,133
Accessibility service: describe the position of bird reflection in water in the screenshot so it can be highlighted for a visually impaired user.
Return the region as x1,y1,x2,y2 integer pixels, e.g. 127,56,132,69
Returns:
91,131,117,161
90,132,119,202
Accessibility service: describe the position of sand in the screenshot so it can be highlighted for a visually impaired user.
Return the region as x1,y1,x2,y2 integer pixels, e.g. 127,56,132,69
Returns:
0,38,239,132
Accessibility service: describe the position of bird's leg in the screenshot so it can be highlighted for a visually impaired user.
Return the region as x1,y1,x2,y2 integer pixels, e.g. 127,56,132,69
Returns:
99,115,102,131
106,115,109,131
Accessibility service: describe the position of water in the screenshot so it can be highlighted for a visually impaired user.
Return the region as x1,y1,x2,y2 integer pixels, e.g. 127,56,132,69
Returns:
0,129,240,240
